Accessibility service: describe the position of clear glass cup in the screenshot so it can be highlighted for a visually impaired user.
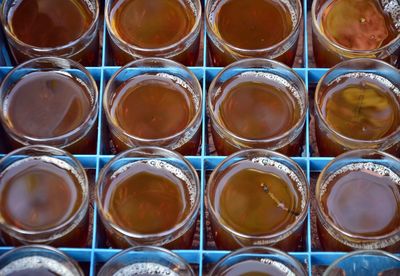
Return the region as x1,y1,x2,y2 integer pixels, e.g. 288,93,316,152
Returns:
0,245,84,276
98,246,195,276
314,58,400,157
316,149,400,252
105,0,202,66
209,246,307,276
104,58,202,155
0,145,89,247
0,57,99,154
206,149,309,251
324,250,400,276
0,0,100,66
206,0,302,67
96,147,200,249
312,0,400,68
208,58,307,156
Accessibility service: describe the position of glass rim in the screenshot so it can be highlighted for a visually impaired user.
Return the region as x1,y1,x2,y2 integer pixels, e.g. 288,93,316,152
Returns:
209,246,308,276
311,0,400,56
205,0,302,56
206,148,310,241
323,250,400,276
96,146,201,242
103,57,203,145
314,58,400,146
0,0,100,52
0,56,99,147
0,145,89,239
0,244,84,275
207,58,308,146
315,149,400,243
105,0,202,54
98,245,195,275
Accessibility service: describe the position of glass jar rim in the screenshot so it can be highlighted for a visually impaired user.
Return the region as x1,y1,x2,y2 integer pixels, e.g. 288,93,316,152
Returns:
0,56,99,148
0,0,100,53
311,0,400,56
315,149,400,244
0,145,89,239
206,149,310,242
205,0,303,56
105,0,202,54
103,57,203,145
98,246,195,276
96,146,201,242
207,58,308,147
209,246,308,276
314,58,400,146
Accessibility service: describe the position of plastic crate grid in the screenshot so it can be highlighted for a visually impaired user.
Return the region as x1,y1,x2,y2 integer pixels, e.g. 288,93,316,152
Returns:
0,0,398,275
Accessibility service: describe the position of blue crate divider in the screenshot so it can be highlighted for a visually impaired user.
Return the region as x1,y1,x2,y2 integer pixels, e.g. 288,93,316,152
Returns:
0,0,399,275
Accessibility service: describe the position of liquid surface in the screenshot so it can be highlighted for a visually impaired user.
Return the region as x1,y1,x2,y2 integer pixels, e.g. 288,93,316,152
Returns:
320,73,400,141
103,161,191,234
110,74,196,139
320,0,398,50
212,159,302,235
110,0,195,48
7,268,58,276
4,71,92,139
9,0,93,48
221,260,295,276
113,263,179,276
0,157,83,231
214,73,301,140
212,0,294,49
321,163,400,237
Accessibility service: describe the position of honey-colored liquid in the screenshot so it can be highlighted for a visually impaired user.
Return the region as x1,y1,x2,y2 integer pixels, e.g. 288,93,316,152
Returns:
7,0,98,65
220,260,294,276
211,73,303,156
320,0,397,51
316,72,400,156
102,161,195,248
318,163,400,251
3,71,96,154
208,0,298,66
110,74,200,155
0,157,87,247
209,159,305,250
109,0,199,65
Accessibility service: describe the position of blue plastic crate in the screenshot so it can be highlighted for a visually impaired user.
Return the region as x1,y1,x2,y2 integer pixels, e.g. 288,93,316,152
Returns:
0,0,398,275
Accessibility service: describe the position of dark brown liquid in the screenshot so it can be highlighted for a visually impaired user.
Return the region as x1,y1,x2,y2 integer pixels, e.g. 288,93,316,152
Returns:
208,0,298,66
209,159,304,250
211,73,303,156
220,260,294,276
3,71,96,154
7,0,98,65
109,74,200,155
0,157,87,247
318,164,400,251
101,161,194,248
7,268,58,276
109,0,200,66
316,73,400,157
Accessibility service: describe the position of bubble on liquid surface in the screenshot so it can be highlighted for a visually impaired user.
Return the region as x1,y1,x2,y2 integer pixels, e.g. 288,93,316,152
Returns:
260,258,296,276
113,262,179,276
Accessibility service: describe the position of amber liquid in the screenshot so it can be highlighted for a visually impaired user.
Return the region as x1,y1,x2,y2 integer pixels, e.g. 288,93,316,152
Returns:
101,161,195,249
109,0,200,65
318,163,400,251
7,0,98,65
316,72,400,157
220,260,295,276
314,0,399,67
0,157,88,247
211,73,304,156
208,0,297,66
3,71,96,154
109,74,200,155
209,159,305,250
